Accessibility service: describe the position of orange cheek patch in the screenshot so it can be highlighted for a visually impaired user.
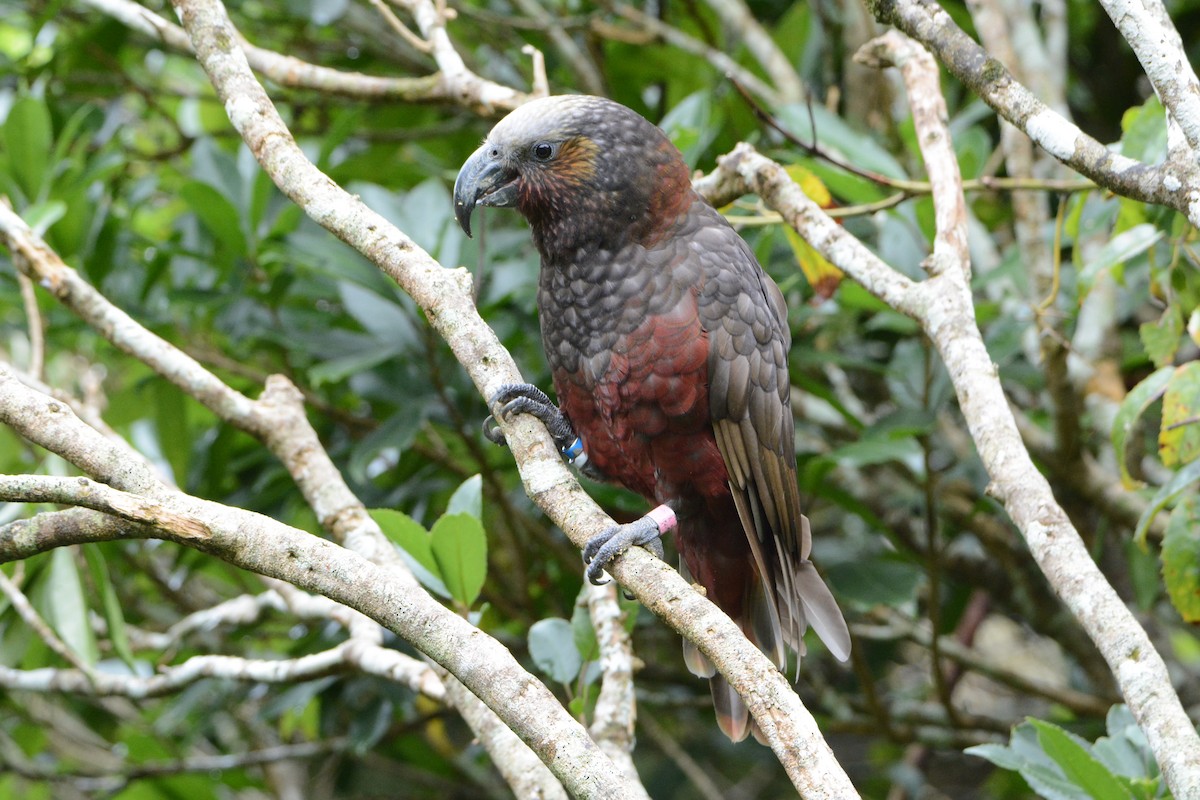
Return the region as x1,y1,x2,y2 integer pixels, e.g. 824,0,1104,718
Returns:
553,136,599,185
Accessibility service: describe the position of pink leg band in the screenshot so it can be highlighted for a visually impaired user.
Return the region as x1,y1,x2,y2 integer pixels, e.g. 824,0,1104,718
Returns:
646,504,677,533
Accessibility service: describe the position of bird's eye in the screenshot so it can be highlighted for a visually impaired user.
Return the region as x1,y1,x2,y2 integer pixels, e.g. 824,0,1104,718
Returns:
532,142,555,161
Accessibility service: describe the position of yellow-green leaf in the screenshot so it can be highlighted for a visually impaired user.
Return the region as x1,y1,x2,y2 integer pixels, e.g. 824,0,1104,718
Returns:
783,226,843,298
1162,496,1200,622
1160,361,1200,467
784,164,833,208
1112,366,1173,488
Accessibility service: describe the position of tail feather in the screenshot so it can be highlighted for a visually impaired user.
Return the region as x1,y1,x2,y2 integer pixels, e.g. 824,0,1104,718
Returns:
710,673,751,743
794,517,851,662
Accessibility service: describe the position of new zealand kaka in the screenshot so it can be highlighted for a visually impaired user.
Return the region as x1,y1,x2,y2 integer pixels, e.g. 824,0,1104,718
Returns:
453,95,850,741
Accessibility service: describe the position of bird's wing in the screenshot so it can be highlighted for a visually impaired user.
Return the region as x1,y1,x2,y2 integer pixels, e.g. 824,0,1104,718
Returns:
697,211,851,662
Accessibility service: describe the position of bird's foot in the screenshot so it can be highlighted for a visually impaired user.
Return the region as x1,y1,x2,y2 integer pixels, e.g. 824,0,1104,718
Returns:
583,505,675,585
483,383,576,451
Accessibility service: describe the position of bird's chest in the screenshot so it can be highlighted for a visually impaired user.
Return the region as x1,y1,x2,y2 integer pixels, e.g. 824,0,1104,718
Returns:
537,247,713,494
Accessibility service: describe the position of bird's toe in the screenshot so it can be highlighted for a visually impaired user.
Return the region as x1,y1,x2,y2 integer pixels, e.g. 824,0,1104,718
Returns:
582,516,664,585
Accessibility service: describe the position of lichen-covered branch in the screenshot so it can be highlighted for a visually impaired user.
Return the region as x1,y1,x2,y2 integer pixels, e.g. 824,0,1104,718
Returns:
699,31,1200,798
870,0,1200,227
84,0,528,112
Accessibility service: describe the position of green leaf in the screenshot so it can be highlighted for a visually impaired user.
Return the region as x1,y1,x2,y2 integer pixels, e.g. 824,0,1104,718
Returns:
571,601,600,663
659,91,715,167
1029,719,1133,800
528,617,582,683
1159,361,1200,468
430,512,487,607
1139,305,1184,369
1133,458,1200,545
446,474,482,520
1119,96,1167,164
23,200,67,236
824,556,923,610
567,682,600,718
1162,496,1200,622
966,742,1024,771
337,281,415,344
829,437,923,469
4,95,52,200
369,508,447,597
1079,225,1163,298
308,339,406,386
179,179,247,255
1112,366,1173,488
44,547,99,666
82,545,136,669
153,381,190,488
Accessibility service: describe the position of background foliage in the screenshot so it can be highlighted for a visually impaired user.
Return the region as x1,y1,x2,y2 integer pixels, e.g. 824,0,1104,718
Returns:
1,0,1198,797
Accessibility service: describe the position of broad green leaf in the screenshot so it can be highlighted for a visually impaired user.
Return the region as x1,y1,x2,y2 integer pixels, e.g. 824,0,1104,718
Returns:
4,95,52,200
659,91,715,167
965,742,1025,771
338,281,415,344
1119,96,1167,164
1079,225,1163,298
153,380,190,488
179,179,247,256
1125,537,1162,610
446,474,482,520
823,556,923,610
23,200,67,236
1133,458,1200,545
1162,497,1200,622
44,547,99,666
778,103,908,180
1029,719,1133,800
308,339,406,386
370,508,440,578
829,437,923,469
82,545,135,669
1139,305,1183,369
430,512,487,607
1159,361,1200,467
528,617,582,683
1112,366,1173,488
571,601,600,663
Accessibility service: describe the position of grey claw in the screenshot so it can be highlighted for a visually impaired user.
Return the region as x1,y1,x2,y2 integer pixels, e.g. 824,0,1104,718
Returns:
582,516,666,585
482,415,507,446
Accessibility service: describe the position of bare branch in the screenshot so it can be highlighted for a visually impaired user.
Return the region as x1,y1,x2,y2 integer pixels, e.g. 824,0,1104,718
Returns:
697,0,803,103
585,583,646,797
83,0,528,112
870,0,1200,226
598,4,781,106
700,30,1200,795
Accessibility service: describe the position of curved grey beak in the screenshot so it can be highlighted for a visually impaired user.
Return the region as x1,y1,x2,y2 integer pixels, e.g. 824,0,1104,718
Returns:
453,145,519,238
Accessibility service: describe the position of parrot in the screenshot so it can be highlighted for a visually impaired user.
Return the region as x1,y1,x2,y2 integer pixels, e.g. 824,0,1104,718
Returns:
453,94,850,741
